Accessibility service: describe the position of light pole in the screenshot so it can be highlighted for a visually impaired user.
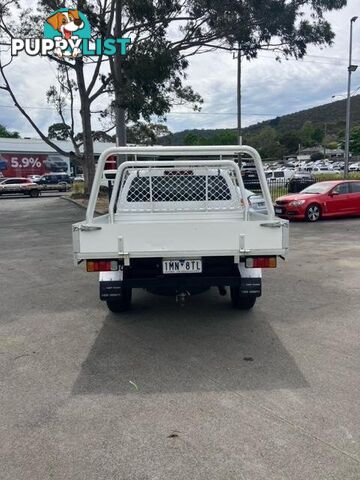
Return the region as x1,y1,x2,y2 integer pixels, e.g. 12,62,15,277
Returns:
237,48,242,146
233,44,242,146
344,16,358,178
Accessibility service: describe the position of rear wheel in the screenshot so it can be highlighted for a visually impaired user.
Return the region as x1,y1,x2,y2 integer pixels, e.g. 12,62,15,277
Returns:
29,189,40,198
230,287,257,310
106,287,132,313
306,203,321,222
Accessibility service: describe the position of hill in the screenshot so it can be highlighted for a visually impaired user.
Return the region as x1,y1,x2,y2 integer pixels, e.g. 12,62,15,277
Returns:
162,95,360,145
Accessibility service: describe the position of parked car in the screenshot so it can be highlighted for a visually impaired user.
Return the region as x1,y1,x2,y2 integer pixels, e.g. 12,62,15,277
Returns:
43,156,68,172
35,173,72,192
266,169,293,185
27,174,42,182
349,162,360,172
311,166,337,174
0,177,41,197
100,169,117,188
288,171,316,193
240,163,261,189
237,187,267,215
0,156,8,171
274,180,360,221
73,174,85,182
245,189,267,215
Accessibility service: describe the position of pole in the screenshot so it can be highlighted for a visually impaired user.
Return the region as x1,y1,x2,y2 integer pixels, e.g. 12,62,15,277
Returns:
344,18,357,178
237,47,242,146
114,1,127,166
236,45,243,169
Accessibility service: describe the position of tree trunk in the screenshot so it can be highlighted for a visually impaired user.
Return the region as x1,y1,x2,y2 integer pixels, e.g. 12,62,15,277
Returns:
114,0,127,164
74,58,95,196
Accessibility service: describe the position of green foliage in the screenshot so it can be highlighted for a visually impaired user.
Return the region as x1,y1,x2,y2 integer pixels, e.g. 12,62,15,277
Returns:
315,173,360,181
349,126,360,155
184,130,237,146
0,124,20,138
127,122,171,145
312,127,325,144
48,123,71,141
184,133,201,145
311,152,325,161
248,126,286,160
279,131,301,154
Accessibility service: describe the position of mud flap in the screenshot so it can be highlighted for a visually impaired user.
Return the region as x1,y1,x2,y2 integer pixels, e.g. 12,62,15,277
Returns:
238,264,262,297
99,270,124,300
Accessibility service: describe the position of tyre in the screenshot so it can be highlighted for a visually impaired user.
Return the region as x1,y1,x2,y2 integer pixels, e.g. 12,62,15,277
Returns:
29,189,40,198
230,287,257,310
106,287,132,313
306,203,321,222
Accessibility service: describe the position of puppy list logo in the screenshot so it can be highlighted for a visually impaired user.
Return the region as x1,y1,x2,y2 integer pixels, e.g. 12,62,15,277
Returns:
11,8,130,58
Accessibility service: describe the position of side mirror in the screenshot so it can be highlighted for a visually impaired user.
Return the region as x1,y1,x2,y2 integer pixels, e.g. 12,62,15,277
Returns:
329,190,339,196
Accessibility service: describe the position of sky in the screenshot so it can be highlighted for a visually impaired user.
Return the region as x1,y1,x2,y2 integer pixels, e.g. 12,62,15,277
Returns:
1,0,360,138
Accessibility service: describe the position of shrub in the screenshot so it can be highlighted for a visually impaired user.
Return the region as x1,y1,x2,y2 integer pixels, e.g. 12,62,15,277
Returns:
315,173,360,181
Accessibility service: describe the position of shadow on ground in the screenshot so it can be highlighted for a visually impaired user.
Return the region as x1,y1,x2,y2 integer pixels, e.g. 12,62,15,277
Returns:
73,290,307,395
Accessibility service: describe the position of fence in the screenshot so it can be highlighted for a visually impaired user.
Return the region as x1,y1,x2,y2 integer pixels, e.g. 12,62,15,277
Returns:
243,178,316,201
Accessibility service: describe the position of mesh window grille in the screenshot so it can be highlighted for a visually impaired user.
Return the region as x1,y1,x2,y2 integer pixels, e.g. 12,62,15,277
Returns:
126,175,232,203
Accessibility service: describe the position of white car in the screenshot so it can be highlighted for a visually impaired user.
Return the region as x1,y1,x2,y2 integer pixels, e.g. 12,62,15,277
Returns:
312,166,338,174
100,169,117,188
349,163,360,172
27,175,42,182
244,188,267,215
73,146,288,312
73,174,85,182
266,169,293,184
0,177,41,197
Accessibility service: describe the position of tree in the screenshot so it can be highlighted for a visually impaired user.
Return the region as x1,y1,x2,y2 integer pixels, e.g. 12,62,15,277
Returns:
110,0,347,144
310,152,324,161
0,1,109,194
48,123,72,141
184,132,201,145
300,121,315,147
349,126,360,155
279,131,301,154
0,124,20,139
250,126,285,159
312,127,325,145
1,0,348,194
212,131,238,145
126,122,171,145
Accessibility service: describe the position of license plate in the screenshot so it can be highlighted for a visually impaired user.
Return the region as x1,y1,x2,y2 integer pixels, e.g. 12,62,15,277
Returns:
275,207,283,214
163,259,202,274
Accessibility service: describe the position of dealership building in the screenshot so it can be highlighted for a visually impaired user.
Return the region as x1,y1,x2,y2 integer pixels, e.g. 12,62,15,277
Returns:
0,137,116,178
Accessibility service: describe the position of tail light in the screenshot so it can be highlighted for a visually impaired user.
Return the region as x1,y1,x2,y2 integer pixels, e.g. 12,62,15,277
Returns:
245,257,277,268
86,260,119,272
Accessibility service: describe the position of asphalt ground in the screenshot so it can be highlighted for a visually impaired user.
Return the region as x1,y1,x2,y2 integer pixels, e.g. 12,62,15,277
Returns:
0,195,359,480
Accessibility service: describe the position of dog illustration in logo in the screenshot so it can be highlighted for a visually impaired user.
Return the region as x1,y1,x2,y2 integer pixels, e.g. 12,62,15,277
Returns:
47,10,84,57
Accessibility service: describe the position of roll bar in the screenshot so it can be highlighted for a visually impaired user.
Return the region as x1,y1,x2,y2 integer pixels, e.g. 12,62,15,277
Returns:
86,145,275,223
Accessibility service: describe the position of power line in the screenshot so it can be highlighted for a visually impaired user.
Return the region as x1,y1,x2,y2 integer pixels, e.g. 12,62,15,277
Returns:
0,104,278,116
256,53,360,66
166,112,274,116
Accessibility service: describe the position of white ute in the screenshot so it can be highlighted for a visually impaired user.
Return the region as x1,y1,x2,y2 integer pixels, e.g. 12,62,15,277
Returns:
72,146,289,312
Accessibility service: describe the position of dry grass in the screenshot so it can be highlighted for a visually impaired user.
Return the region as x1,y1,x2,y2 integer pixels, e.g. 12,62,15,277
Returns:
70,182,109,214
315,172,360,181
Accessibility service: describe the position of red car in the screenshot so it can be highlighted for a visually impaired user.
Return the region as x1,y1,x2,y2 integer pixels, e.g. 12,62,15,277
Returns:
274,180,360,222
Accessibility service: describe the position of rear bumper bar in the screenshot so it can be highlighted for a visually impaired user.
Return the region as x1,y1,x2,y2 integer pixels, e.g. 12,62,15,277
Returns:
100,275,262,300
